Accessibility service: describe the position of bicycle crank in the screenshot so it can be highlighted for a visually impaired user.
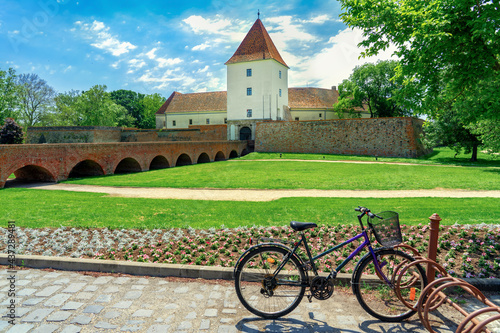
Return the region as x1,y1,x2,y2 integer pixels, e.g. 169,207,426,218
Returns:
310,276,334,300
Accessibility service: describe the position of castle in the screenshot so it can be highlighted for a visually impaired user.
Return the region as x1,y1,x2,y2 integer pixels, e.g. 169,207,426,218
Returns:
155,18,369,141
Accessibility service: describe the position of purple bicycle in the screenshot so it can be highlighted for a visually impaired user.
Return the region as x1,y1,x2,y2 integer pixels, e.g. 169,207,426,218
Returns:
234,206,428,321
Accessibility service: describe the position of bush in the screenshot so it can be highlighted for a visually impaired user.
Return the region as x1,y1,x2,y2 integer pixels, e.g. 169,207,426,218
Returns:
0,118,23,144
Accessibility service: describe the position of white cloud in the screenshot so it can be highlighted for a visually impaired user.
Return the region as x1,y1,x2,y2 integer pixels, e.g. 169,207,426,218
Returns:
75,20,136,56
291,27,398,88
192,42,211,51
182,15,232,35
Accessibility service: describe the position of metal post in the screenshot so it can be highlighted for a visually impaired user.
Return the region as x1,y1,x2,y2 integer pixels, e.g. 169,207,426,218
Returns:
427,213,442,283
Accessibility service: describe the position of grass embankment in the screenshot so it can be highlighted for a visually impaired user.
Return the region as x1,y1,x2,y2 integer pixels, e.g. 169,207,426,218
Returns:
1,189,498,229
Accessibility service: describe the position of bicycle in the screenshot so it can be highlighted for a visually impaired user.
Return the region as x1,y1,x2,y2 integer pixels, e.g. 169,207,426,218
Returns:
233,206,428,322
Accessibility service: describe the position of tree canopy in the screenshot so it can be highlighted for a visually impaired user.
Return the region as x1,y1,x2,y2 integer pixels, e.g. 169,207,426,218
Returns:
0,68,19,124
334,60,412,118
339,0,500,159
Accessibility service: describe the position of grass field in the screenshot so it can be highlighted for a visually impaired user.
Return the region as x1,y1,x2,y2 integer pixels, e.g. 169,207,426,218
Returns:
1,189,498,229
62,158,499,191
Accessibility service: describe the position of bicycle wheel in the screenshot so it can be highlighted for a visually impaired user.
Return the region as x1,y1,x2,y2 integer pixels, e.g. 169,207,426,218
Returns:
234,245,307,319
352,248,427,322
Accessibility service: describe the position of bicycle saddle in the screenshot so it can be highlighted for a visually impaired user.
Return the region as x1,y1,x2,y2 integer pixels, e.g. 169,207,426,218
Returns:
290,221,317,231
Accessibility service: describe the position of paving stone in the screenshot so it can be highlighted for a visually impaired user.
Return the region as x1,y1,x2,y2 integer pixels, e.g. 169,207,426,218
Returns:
120,325,143,332
124,291,142,300
42,273,62,279
83,305,104,314
35,286,61,297
95,294,112,303
222,309,237,314
32,323,59,333
83,285,98,292
46,311,72,322
174,286,189,294
220,318,233,323
200,319,210,330
218,325,238,333
3,307,30,318
147,325,170,333
103,286,120,293
60,325,82,333
32,280,48,287
131,285,145,290
23,297,45,306
132,309,153,317
15,280,32,286
21,309,54,322
6,323,35,333
336,315,357,326
112,301,133,309
185,311,197,319
44,294,72,306
93,276,114,284
164,304,179,310
114,277,131,285
204,309,218,317
209,291,222,299
74,292,93,300
103,310,121,319
70,315,92,325
95,321,119,329
136,278,149,284
17,288,37,296
61,301,84,310
177,321,193,330
62,283,87,293
53,278,71,284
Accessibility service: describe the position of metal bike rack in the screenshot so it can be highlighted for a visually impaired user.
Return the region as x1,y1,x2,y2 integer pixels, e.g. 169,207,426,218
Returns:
391,214,500,333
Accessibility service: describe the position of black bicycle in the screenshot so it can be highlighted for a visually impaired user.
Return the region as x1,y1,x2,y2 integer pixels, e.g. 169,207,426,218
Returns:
233,206,428,321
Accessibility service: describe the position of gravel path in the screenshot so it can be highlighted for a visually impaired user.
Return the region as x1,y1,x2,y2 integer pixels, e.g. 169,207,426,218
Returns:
17,183,500,201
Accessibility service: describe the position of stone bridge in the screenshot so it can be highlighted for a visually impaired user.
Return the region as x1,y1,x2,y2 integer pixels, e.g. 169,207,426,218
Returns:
0,141,248,188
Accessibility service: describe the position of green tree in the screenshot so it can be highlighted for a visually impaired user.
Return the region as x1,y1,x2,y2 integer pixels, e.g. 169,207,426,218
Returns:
110,89,145,128
16,73,56,127
0,67,19,124
75,85,134,127
47,90,82,126
339,0,500,159
334,60,411,118
0,118,24,144
141,93,165,129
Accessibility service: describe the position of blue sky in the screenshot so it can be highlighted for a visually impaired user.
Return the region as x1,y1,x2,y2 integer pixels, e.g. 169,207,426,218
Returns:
0,0,396,97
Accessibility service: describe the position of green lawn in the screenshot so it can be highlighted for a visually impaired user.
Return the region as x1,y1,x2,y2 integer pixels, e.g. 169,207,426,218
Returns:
1,189,498,229
63,159,499,190
241,148,500,167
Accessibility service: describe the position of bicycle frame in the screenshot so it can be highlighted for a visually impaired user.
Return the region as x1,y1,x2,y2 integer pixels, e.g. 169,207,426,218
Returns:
272,216,392,287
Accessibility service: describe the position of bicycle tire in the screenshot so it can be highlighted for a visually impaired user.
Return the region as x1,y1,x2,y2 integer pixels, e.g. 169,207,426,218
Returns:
234,245,306,319
352,248,427,322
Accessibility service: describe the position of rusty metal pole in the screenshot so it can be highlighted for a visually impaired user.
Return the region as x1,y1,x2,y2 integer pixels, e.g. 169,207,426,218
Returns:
427,213,442,283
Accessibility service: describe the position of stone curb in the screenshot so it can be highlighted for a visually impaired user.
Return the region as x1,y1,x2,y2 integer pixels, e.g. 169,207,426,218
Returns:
1,254,498,291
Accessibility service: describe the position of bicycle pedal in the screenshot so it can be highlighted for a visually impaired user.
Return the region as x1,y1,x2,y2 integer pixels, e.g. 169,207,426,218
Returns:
307,295,313,303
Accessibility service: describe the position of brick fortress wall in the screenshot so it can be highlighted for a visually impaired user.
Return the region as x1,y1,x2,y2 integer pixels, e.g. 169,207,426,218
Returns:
255,117,431,158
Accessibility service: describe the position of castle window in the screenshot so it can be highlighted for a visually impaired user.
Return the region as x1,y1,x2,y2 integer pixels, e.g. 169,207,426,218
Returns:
279,70,282,79
295,117,299,121
189,119,193,125
206,118,210,124
319,113,322,118
247,109,252,118
247,87,252,96
172,120,176,126
279,89,282,97
224,118,227,124
246,69,252,77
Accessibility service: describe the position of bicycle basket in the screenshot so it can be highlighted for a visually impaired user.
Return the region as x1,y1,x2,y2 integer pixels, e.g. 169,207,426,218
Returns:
368,211,402,247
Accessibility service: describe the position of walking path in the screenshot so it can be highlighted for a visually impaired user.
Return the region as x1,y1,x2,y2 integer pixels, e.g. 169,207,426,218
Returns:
2,267,499,332
17,183,500,201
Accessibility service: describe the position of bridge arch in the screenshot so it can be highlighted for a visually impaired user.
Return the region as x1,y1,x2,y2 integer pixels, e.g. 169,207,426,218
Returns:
150,155,170,170
176,153,192,166
197,152,210,164
12,165,56,183
68,160,105,178
215,151,225,161
115,157,142,174
229,150,239,159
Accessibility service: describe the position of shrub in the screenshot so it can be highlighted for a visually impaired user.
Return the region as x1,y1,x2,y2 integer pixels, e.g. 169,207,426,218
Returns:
0,118,23,144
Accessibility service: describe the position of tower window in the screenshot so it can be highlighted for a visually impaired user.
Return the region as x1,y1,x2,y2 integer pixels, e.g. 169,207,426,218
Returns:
279,89,282,97
189,119,193,125
247,109,252,118
172,120,176,126
246,69,252,77
279,70,282,79
206,118,210,124
247,88,252,96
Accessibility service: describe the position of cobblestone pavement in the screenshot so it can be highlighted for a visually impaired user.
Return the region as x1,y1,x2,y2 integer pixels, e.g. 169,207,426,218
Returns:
1,268,499,333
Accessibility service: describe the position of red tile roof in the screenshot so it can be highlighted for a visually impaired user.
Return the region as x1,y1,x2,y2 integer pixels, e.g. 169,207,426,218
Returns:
288,88,339,109
156,91,227,114
225,19,288,68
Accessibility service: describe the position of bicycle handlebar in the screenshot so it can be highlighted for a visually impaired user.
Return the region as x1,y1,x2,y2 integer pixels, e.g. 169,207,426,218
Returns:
355,206,382,219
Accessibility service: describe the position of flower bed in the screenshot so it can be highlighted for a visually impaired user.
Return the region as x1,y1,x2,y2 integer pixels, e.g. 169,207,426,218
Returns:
1,224,499,279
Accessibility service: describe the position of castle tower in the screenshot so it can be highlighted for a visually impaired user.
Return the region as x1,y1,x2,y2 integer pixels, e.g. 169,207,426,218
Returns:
225,18,289,141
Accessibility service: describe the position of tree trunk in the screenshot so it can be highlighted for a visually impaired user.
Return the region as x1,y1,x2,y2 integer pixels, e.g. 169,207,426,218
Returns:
470,144,478,162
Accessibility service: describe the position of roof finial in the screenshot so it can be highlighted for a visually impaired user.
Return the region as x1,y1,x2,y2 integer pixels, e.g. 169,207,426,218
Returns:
258,9,260,19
